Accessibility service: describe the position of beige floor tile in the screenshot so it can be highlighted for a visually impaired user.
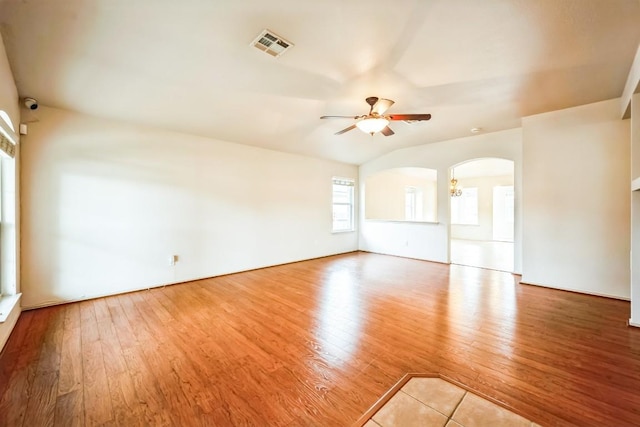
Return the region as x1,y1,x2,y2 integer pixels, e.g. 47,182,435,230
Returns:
452,393,530,427
364,420,382,427
401,377,466,416
372,391,448,427
445,420,464,427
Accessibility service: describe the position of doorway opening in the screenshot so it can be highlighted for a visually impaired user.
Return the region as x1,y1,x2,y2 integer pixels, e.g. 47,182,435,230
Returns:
449,158,514,272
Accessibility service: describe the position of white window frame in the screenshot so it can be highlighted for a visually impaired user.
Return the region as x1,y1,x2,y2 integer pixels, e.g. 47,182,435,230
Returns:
405,186,424,221
0,112,19,322
332,178,355,232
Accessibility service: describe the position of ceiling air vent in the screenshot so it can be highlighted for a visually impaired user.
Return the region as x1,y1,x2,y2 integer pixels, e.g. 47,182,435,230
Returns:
251,29,293,58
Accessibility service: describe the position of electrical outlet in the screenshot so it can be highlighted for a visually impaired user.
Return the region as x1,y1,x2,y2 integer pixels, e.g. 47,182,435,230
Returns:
168,255,178,265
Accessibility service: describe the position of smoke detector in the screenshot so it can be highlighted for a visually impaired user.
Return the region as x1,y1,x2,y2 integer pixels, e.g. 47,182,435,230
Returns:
251,29,293,58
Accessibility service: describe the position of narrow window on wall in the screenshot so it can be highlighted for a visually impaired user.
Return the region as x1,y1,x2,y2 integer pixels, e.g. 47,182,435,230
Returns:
332,178,355,232
404,186,423,221
451,187,478,225
0,111,13,132
0,110,16,300
493,185,515,242
0,160,2,298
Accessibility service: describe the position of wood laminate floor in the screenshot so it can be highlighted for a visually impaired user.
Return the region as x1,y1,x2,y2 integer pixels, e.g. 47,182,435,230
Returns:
1,252,639,426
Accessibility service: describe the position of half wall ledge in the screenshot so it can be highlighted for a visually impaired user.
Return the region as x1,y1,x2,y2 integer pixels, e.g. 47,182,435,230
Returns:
0,293,20,323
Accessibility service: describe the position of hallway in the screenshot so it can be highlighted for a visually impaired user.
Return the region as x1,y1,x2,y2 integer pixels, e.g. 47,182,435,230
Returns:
450,239,514,272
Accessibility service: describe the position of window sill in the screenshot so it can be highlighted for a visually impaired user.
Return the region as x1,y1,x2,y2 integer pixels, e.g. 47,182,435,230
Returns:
0,293,21,323
332,229,355,234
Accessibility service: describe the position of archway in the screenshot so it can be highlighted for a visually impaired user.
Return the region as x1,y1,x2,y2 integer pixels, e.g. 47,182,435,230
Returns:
449,158,514,272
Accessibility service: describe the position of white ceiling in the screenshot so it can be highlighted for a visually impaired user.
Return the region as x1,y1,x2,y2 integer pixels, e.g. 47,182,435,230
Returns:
1,0,639,165
454,158,514,178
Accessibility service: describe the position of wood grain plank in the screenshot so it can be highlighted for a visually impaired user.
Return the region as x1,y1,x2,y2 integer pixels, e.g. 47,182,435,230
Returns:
54,389,83,427
23,306,65,427
0,309,34,394
93,298,146,425
0,308,53,426
122,292,205,422
107,295,174,426
57,304,82,396
79,301,113,426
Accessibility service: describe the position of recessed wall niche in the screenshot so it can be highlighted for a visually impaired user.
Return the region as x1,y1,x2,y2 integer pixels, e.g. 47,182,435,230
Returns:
365,167,437,222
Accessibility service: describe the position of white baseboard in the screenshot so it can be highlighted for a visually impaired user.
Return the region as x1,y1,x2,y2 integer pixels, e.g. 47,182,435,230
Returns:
519,279,630,301
629,319,640,328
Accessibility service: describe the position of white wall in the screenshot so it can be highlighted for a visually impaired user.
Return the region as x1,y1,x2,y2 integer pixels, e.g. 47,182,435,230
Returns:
522,99,630,299
365,168,437,222
359,128,523,273
451,175,513,241
0,35,19,131
20,106,358,308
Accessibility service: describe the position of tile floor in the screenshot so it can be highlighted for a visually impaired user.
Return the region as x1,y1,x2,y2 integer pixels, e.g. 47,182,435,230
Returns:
363,377,541,427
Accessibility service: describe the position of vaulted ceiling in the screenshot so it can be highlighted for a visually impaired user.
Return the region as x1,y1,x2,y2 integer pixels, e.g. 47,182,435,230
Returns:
1,0,639,164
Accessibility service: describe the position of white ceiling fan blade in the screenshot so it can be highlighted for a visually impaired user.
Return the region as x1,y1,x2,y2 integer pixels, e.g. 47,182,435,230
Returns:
371,98,395,115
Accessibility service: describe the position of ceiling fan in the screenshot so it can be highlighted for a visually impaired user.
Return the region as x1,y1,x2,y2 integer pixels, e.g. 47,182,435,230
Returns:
320,96,431,136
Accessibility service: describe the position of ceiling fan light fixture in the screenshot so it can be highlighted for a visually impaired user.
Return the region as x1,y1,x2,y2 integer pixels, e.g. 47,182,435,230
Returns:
320,96,431,136
356,117,389,135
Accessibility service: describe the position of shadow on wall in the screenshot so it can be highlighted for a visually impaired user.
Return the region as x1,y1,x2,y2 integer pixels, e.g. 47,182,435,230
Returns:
20,107,359,308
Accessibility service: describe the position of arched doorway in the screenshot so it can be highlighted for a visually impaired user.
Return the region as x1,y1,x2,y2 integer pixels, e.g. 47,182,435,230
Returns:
449,158,514,272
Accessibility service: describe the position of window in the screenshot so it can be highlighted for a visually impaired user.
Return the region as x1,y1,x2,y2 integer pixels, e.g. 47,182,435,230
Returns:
0,160,2,298
0,111,17,306
493,185,515,241
0,111,13,132
0,111,16,159
404,186,423,221
451,187,478,225
332,178,355,232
